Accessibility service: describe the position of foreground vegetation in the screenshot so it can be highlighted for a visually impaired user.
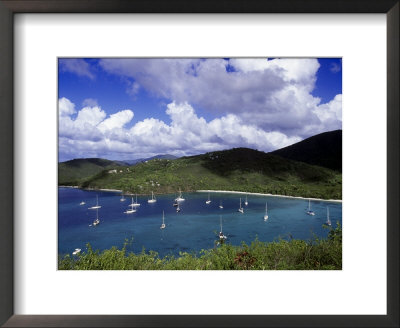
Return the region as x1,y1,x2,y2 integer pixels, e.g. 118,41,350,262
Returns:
59,224,342,270
60,148,342,200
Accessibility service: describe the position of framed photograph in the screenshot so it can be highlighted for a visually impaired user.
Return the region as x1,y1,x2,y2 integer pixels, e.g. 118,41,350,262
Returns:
57,56,343,270
1,0,398,327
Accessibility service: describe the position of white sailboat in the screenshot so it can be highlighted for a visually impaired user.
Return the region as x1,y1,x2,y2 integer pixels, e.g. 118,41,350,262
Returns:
238,198,244,213
88,195,101,209
92,207,100,226
131,194,140,207
219,200,223,209
264,202,269,221
175,188,185,202
125,197,137,214
326,207,331,226
160,211,166,229
306,199,315,216
244,195,248,206
120,193,126,202
72,248,81,255
148,191,157,203
205,193,211,204
219,215,227,240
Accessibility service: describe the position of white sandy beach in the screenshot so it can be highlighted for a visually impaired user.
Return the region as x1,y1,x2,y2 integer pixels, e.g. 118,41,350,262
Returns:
196,190,342,203
99,188,123,193
59,186,341,202
59,186,123,193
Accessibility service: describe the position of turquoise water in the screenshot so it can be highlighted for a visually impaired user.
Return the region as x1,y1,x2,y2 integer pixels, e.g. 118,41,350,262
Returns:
58,187,342,257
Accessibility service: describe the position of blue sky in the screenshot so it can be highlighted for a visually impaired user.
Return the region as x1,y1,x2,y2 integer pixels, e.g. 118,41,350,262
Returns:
58,58,342,162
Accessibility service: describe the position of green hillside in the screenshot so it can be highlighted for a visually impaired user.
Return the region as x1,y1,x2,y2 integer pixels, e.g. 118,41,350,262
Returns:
76,148,341,199
271,130,342,172
58,158,124,185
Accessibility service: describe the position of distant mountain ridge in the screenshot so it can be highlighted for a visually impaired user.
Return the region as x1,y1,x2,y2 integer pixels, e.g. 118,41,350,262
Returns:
121,154,178,165
271,130,342,172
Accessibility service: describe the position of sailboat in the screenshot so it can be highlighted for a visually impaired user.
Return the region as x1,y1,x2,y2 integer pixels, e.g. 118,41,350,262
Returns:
79,201,85,206
264,202,269,221
238,198,244,213
72,248,81,255
120,193,126,202
147,191,156,203
306,199,315,216
244,195,248,206
92,207,100,226
131,194,140,207
160,211,166,229
175,188,185,202
219,200,223,209
205,193,211,204
326,206,331,226
219,215,227,240
88,195,101,209
125,197,137,214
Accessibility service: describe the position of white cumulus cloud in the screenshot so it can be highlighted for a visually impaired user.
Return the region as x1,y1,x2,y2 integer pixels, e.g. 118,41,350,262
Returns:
59,97,76,116
98,110,134,132
58,98,302,161
313,94,342,130
99,58,340,138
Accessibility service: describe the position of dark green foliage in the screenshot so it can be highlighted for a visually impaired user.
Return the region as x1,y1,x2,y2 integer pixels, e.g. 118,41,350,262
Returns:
272,130,342,172
58,226,342,270
59,148,342,199
58,158,125,185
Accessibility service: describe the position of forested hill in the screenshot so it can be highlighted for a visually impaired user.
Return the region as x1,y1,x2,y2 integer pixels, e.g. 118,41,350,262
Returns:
58,158,125,185
271,130,342,172
73,147,341,200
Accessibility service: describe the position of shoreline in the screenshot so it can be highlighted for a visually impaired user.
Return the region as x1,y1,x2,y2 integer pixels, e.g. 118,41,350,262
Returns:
99,188,123,192
196,190,342,203
59,186,123,193
58,186,341,202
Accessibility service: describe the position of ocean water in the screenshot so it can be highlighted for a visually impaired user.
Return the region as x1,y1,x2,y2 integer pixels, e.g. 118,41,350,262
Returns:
58,187,342,258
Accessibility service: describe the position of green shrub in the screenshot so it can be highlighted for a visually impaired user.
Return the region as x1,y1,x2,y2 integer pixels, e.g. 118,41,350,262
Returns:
59,226,342,270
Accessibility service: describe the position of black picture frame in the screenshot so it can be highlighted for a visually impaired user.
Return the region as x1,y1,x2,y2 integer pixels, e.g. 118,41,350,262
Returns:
0,0,398,327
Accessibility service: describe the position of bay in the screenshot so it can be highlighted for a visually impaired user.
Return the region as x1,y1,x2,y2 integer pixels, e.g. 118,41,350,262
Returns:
58,187,342,258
